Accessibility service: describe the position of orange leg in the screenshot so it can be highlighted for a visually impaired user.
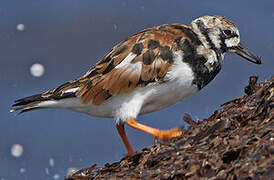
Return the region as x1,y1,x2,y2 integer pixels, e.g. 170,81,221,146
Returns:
116,123,135,156
125,117,183,144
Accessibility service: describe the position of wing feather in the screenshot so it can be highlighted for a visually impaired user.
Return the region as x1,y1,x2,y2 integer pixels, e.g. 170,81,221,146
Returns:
76,24,192,105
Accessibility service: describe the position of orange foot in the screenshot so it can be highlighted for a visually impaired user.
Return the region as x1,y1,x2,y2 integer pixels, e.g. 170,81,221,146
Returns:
116,117,183,156
125,117,183,144
153,127,183,144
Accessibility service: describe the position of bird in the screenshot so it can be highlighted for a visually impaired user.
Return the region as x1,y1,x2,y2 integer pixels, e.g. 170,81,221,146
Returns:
11,15,262,155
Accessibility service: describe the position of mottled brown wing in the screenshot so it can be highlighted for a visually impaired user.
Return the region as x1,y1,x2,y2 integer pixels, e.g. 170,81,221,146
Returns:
76,24,190,105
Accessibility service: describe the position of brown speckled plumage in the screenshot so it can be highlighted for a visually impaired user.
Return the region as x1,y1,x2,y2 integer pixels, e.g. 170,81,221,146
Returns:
41,24,198,105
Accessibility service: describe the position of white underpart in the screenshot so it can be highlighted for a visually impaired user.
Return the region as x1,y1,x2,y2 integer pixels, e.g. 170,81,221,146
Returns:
64,87,79,93
225,36,240,48
36,51,198,123
115,53,136,69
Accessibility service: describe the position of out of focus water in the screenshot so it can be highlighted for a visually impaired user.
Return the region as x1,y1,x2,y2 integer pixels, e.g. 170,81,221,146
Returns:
1,0,273,179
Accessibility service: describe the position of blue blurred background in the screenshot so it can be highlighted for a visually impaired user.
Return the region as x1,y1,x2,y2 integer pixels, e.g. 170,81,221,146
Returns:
1,0,273,179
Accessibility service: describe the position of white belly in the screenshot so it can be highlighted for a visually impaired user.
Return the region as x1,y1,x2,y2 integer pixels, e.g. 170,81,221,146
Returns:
62,81,197,122
139,81,198,115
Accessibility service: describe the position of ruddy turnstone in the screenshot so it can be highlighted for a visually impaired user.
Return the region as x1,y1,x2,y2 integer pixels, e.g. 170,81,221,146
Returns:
11,15,261,155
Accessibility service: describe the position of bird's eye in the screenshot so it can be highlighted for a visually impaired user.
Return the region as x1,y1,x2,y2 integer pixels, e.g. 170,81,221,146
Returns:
223,29,232,37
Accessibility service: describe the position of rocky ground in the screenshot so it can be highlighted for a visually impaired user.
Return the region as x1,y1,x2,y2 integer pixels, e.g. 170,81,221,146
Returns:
66,76,273,180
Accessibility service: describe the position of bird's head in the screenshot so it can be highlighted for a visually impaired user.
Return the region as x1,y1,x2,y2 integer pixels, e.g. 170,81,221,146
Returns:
191,15,262,64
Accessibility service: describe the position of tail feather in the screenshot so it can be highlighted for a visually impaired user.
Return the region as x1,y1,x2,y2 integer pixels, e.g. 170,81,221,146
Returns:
11,93,49,114
12,93,49,107
11,80,80,114
10,103,45,114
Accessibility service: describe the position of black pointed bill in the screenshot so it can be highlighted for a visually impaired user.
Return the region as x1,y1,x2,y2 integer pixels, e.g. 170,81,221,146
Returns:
234,43,262,64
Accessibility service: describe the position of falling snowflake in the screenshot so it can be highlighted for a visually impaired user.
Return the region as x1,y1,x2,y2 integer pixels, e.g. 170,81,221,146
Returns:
11,144,24,158
30,63,45,77
16,24,25,31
